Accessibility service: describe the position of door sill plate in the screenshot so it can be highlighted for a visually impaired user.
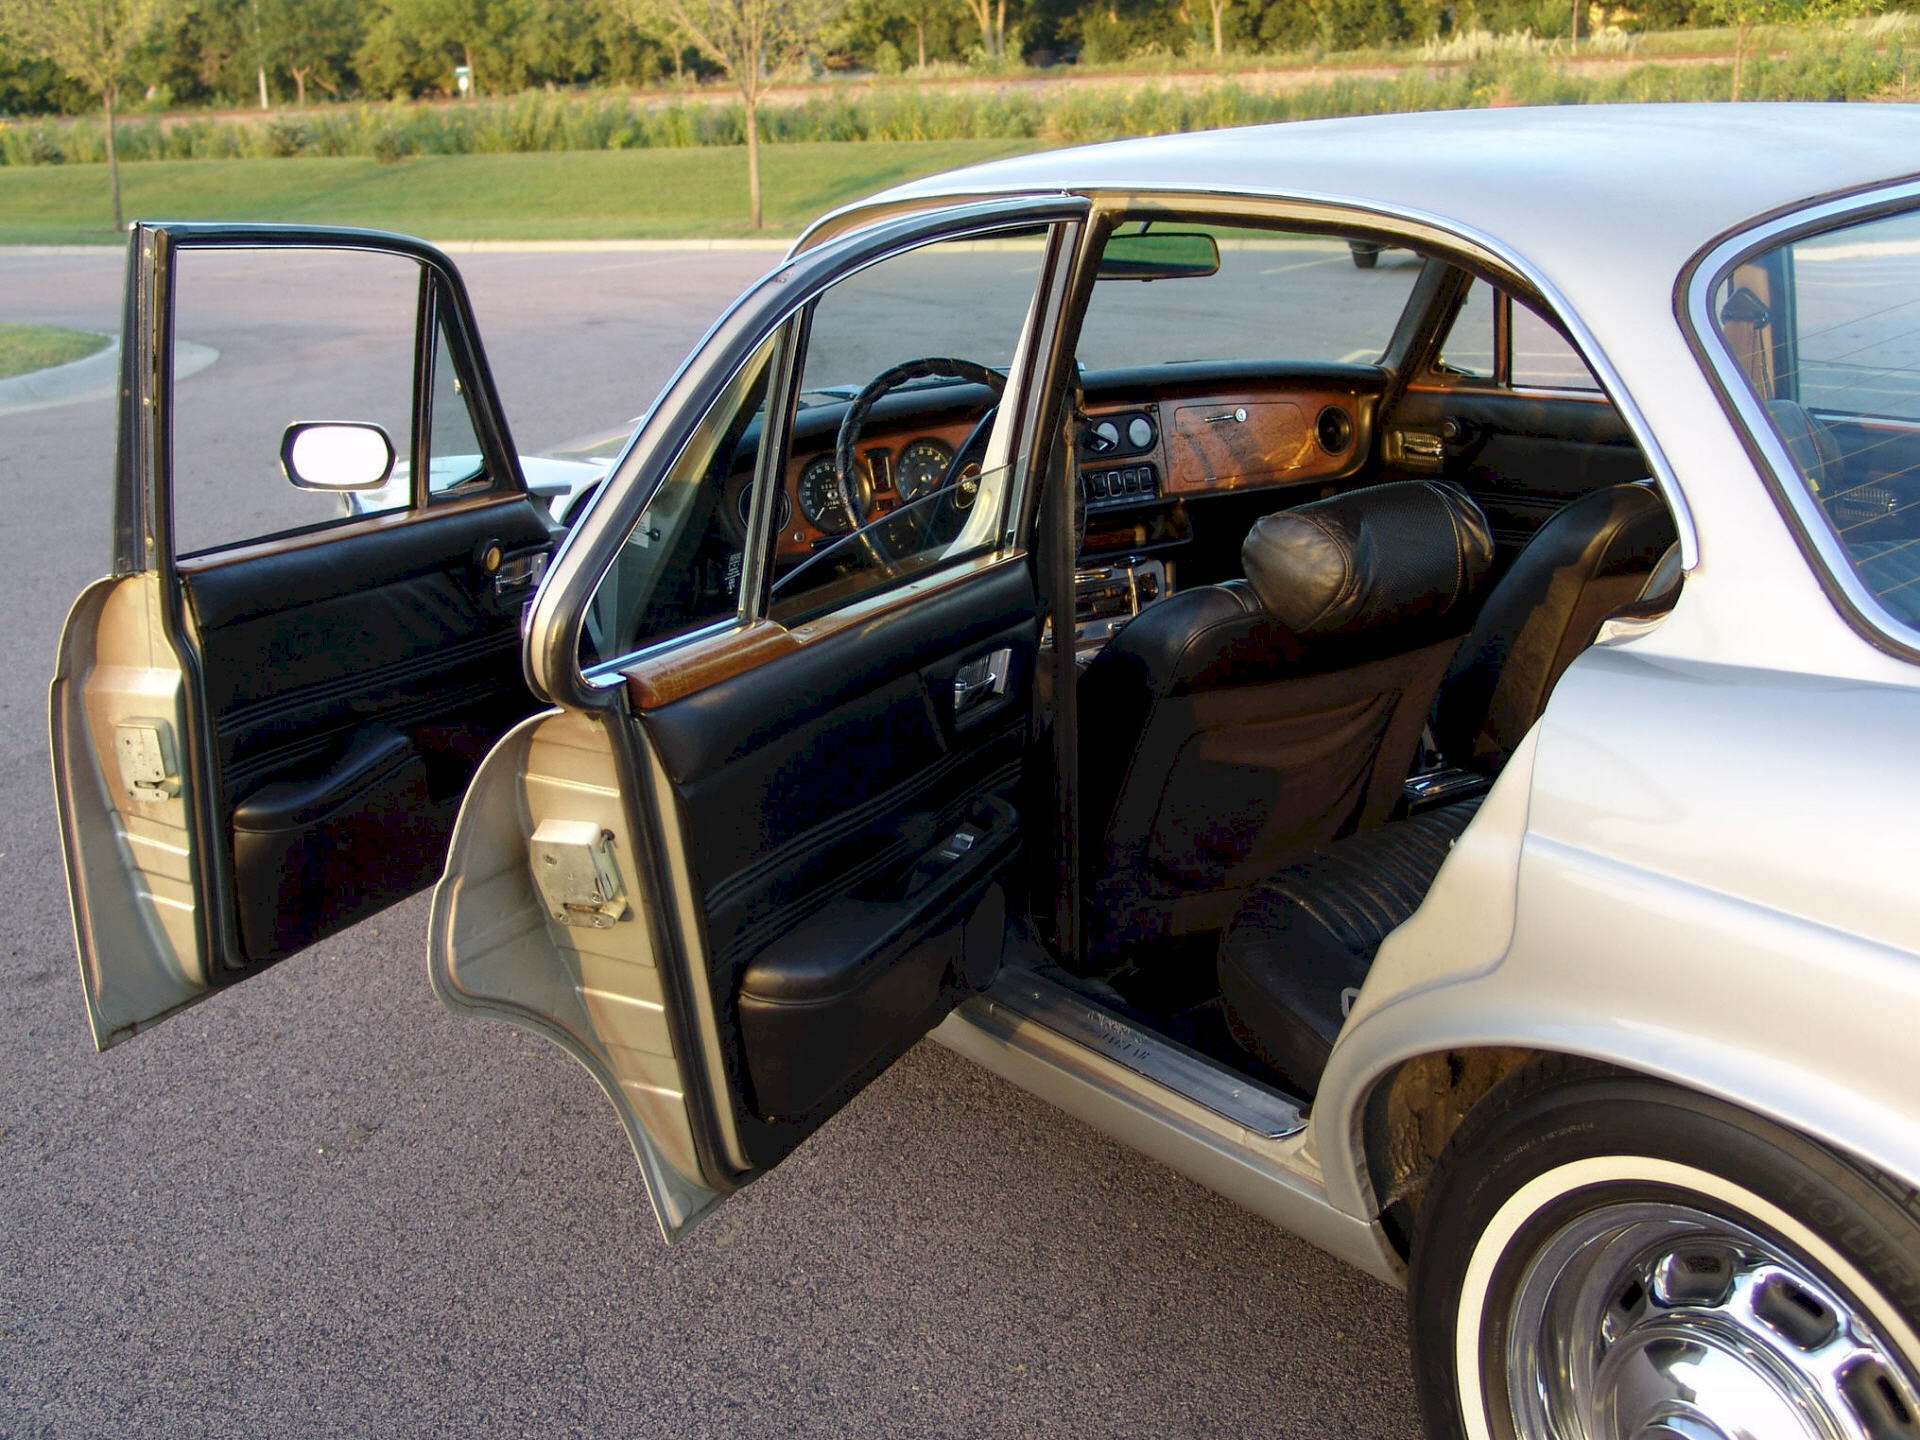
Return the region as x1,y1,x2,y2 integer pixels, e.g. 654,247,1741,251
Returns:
984,968,1306,1140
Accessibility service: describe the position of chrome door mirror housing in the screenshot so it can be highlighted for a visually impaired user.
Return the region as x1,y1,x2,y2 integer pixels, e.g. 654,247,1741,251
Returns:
280,421,398,492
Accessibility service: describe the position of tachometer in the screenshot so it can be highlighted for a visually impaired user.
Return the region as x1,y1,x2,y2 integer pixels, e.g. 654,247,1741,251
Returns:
893,438,955,504
796,454,871,535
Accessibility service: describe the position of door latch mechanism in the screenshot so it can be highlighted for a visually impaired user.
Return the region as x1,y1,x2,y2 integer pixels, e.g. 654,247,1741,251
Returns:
114,719,180,803
529,819,629,929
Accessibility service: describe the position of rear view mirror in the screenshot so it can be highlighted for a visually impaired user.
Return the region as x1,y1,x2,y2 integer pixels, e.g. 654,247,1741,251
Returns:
280,421,396,492
1096,231,1221,282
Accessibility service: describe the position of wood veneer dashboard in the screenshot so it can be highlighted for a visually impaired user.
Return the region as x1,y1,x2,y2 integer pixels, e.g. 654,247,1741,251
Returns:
1081,382,1373,502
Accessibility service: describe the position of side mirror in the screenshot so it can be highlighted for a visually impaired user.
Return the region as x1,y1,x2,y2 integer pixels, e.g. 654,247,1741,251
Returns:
280,422,397,492
1095,231,1221,282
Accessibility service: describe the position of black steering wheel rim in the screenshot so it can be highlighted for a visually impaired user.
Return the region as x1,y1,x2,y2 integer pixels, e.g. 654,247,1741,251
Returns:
834,357,1007,523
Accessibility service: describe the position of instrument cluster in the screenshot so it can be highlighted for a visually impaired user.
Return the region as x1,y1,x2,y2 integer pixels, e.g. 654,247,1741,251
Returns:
775,433,967,545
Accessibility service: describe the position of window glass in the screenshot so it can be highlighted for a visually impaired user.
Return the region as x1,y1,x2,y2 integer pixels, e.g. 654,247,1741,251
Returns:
171,247,419,557
1512,304,1601,391
768,228,1049,622
580,333,776,667
1076,227,1421,370
428,320,486,493
1711,206,1920,632
579,225,1054,667
1438,280,1496,379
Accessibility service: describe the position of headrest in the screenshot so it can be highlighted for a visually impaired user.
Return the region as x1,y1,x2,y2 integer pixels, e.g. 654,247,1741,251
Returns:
1241,481,1493,639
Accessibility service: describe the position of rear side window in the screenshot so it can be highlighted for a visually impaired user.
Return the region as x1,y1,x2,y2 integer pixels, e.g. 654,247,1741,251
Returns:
1708,206,1920,633
1434,279,1601,392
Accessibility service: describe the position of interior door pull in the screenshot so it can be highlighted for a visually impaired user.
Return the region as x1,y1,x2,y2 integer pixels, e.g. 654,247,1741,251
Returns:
953,648,1012,715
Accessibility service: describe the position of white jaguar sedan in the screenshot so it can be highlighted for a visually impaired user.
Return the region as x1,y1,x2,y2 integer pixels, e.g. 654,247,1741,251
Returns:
51,104,1920,1440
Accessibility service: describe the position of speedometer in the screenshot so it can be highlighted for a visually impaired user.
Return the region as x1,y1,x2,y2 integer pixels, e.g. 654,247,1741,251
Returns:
893,438,954,504
796,454,871,535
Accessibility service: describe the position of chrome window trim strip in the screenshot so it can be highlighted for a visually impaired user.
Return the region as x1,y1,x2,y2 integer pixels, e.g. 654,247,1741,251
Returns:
1683,177,1920,663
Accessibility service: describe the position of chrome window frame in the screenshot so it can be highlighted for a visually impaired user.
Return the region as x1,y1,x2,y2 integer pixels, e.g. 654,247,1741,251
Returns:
1683,177,1920,665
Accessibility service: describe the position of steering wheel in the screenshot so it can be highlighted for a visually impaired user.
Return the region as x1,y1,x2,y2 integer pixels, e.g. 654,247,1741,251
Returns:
834,357,1007,524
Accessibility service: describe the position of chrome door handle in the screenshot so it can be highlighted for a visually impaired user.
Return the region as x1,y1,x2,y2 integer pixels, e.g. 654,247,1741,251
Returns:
953,647,1012,715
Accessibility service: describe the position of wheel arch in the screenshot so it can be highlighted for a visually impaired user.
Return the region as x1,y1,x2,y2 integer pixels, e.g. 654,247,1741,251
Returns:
1322,992,1920,1266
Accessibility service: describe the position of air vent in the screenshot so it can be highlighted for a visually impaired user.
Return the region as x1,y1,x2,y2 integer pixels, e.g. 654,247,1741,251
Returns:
1316,405,1354,455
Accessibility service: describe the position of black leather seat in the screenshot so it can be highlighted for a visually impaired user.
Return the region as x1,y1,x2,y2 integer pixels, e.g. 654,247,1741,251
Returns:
1219,797,1481,1093
1432,482,1676,772
1218,481,1678,1095
1077,481,1493,959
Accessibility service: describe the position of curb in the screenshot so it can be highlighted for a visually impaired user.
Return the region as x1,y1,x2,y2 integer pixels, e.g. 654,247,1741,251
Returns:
0,337,218,417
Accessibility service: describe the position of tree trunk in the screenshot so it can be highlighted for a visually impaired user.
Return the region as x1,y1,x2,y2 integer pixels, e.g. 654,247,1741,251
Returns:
257,64,269,109
103,83,122,233
1732,18,1747,100
1212,0,1225,56
994,0,1006,55
292,67,308,107
917,18,926,68
746,98,762,229
1570,0,1579,43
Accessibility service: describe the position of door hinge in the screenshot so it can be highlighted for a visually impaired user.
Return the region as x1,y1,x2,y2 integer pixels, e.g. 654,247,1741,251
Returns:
114,718,180,803
529,819,629,929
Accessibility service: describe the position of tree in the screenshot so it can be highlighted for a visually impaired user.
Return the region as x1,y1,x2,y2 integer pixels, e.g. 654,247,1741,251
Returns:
1697,0,1798,97
258,0,361,105
957,0,1010,54
620,0,843,228
0,0,169,230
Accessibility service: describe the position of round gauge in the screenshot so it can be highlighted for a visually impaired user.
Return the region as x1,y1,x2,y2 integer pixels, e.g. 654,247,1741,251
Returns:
951,462,983,511
736,481,794,533
1127,415,1155,450
893,438,955,503
1087,420,1121,453
796,454,871,535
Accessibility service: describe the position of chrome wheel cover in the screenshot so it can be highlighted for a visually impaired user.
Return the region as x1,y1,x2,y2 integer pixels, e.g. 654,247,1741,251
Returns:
1499,1199,1920,1440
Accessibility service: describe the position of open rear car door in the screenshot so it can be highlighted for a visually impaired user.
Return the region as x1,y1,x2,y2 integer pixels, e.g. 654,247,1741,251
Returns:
52,224,553,1047
54,200,1091,1242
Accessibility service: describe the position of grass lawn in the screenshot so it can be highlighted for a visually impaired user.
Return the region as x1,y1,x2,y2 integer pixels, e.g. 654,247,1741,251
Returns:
0,140,1047,244
0,321,109,377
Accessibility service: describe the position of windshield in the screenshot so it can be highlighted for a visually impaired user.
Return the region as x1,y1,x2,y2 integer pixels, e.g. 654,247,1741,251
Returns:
1076,227,1423,371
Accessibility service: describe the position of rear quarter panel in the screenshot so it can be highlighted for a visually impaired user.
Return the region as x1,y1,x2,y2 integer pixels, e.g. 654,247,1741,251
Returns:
1317,619,1920,1225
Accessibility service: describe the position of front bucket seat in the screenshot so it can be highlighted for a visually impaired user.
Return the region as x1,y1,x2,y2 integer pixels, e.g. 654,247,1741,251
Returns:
1077,480,1493,959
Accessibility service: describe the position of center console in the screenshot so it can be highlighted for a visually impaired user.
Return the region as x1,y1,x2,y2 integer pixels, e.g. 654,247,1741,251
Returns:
1071,555,1170,661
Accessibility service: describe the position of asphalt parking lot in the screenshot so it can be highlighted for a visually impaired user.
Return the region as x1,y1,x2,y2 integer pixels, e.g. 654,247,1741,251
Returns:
0,244,1424,1439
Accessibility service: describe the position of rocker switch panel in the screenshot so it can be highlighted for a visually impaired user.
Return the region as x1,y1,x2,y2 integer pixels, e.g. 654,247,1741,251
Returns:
114,719,180,803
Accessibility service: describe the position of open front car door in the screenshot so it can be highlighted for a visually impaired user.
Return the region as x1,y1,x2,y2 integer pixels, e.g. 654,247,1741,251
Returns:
52,224,551,1049
430,197,1089,1239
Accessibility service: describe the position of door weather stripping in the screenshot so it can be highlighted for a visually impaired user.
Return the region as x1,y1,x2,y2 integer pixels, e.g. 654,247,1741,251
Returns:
529,819,630,929
987,970,1305,1140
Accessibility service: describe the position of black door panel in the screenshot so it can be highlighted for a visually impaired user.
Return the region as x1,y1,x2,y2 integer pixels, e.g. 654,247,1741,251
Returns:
1390,388,1647,559
185,496,551,963
638,561,1036,1159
